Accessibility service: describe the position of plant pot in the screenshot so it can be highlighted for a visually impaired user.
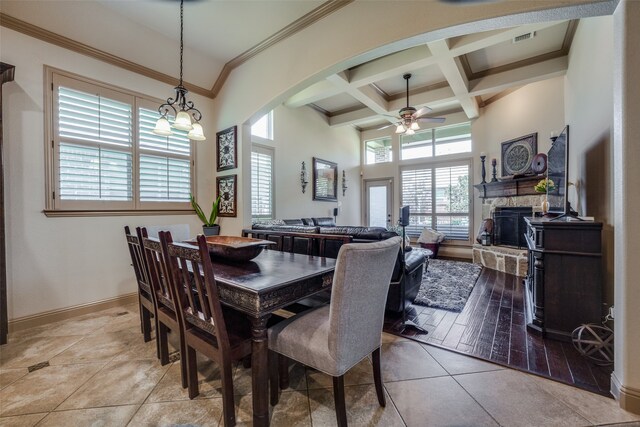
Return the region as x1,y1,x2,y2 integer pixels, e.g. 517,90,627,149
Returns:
202,225,220,236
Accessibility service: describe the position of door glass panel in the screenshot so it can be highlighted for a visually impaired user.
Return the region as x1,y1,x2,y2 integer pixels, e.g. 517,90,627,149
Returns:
368,186,388,228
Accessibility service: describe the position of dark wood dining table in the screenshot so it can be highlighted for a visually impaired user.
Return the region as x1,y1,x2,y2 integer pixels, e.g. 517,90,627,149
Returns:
210,249,336,427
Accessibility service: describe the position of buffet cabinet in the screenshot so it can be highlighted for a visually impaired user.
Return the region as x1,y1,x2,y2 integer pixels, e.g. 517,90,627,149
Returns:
524,217,603,341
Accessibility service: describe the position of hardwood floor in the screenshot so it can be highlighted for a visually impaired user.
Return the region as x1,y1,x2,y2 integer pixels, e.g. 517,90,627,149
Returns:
383,266,613,396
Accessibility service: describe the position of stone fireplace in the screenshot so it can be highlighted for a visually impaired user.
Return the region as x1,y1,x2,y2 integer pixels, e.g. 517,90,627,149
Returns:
493,206,532,249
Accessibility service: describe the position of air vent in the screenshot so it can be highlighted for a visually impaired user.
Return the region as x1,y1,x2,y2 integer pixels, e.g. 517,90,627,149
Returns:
513,31,536,43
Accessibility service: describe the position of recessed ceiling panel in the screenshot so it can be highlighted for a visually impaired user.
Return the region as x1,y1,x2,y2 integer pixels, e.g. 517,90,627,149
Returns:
373,65,445,97
466,21,569,73
313,93,364,114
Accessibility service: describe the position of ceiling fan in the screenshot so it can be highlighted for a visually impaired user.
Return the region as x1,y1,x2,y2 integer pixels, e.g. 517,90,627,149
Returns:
379,73,445,135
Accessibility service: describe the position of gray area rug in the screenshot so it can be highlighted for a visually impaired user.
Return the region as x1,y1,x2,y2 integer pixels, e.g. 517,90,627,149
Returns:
414,259,482,312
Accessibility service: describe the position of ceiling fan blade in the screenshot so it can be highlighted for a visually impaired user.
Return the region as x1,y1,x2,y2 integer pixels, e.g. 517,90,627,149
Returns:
412,106,433,118
416,117,446,123
377,123,396,130
382,114,400,120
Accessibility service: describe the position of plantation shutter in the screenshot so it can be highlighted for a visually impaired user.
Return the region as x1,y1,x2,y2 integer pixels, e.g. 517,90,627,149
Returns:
138,107,191,204
401,167,432,235
54,79,134,208
251,146,274,219
434,164,470,240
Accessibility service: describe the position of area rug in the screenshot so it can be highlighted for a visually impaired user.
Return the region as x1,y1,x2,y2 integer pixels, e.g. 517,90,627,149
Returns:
414,259,482,312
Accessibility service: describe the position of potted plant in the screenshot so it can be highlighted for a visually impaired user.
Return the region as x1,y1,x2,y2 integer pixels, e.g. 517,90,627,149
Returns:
190,195,221,236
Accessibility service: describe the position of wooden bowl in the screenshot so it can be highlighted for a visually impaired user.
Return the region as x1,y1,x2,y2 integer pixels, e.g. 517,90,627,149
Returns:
186,235,276,262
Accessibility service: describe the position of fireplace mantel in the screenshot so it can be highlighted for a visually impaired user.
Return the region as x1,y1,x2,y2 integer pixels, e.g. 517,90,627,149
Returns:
474,175,544,199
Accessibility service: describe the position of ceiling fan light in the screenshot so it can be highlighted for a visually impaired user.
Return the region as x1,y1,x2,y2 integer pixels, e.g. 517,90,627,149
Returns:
410,121,420,130
187,122,206,141
173,111,193,131
405,128,415,136
395,124,405,134
152,117,173,136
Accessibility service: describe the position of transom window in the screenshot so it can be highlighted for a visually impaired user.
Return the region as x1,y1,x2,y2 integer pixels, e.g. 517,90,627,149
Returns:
401,122,471,160
251,111,274,140
47,70,194,212
365,137,393,164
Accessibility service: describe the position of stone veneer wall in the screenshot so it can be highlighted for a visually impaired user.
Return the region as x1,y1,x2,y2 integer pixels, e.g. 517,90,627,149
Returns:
481,194,546,219
472,244,528,277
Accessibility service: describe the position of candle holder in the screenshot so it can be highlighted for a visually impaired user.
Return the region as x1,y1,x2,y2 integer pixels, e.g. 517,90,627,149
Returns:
491,159,498,182
480,155,487,184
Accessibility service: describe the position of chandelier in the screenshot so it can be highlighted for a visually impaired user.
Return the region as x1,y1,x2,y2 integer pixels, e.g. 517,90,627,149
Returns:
152,0,206,141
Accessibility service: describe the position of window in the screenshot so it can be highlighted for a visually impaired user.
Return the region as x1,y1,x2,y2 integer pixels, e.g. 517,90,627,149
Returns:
365,137,392,164
251,145,274,220
47,71,194,212
251,111,273,140
401,161,471,241
401,122,471,160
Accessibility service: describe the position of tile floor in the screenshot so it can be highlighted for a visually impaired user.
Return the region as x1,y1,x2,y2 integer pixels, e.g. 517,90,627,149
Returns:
1,304,639,427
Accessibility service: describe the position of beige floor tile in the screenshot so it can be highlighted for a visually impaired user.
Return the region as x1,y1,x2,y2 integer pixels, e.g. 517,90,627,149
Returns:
385,376,498,427
0,368,29,390
111,335,158,362
422,344,504,375
455,369,591,427
0,413,47,427
234,390,311,427
57,359,170,410
381,341,447,382
127,399,223,427
0,336,83,368
147,360,225,402
307,358,374,390
0,363,104,416
599,423,640,427
381,332,410,344
40,405,139,426
48,330,140,365
30,313,114,338
531,375,640,425
101,309,147,335
308,384,405,427
234,359,307,395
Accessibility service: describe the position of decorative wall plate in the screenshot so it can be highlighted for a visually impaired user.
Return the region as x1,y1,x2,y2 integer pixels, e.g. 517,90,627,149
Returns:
531,153,548,175
501,133,538,177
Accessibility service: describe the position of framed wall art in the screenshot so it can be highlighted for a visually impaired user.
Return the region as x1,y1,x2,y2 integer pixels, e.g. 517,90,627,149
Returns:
216,174,237,217
500,133,538,177
216,125,237,172
312,157,338,202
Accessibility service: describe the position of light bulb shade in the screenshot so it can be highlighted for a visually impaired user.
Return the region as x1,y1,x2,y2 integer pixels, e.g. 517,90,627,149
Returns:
173,111,193,131
395,124,405,134
410,121,420,130
405,128,415,136
152,117,173,136
187,123,206,141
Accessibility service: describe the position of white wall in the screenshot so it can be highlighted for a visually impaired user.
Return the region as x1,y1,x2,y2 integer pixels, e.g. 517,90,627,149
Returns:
1,28,216,320
257,105,360,225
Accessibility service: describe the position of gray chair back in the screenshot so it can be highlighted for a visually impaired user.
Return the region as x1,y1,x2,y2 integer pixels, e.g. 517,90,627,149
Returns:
328,236,402,372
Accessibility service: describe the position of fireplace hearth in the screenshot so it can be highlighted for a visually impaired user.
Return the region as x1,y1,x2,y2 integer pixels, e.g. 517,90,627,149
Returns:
492,207,532,249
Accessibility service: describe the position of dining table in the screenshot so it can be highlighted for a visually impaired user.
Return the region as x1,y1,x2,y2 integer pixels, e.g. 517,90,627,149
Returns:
210,248,336,427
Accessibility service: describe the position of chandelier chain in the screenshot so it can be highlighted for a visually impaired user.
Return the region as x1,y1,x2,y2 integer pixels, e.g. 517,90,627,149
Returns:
179,0,184,87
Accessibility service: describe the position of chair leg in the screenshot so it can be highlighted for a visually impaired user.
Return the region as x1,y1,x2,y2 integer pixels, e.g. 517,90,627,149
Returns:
158,322,170,365
178,332,188,389
141,306,152,342
154,317,161,360
220,360,237,427
186,345,199,399
269,351,280,406
138,299,144,334
242,356,251,369
372,347,386,407
333,375,348,427
278,355,290,390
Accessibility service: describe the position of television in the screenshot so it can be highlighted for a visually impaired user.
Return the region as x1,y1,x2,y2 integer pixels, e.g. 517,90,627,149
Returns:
547,125,581,220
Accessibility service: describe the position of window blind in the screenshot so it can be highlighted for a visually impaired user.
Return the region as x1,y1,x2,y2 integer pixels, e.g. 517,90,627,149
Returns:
251,147,274,219
401,167,432,235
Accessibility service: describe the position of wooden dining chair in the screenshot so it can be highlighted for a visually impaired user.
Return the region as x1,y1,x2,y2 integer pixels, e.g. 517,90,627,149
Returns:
141,228,188,389
123,226,157,351
160,232,253,427
268,237,402,427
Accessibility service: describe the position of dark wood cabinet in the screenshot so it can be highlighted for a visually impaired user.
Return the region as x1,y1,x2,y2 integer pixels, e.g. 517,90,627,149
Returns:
524,217,603,341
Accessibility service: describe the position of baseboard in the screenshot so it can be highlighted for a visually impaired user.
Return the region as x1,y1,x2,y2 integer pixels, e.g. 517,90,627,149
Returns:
611,372,640,414
8,292,139,333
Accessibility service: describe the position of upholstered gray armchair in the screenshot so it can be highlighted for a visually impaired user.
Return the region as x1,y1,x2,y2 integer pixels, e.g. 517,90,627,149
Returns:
268,237,402,427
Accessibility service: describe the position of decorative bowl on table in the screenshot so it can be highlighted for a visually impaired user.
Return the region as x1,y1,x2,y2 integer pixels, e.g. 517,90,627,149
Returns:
185,235,276,262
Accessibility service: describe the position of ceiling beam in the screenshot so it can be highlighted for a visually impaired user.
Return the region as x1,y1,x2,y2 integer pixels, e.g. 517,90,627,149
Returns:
326,72,391,118
328,107,377,127
284,80,342,108
348,45,435,87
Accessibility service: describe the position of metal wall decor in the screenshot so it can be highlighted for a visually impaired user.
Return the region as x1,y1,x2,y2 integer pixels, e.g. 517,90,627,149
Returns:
312,157,338,202
216,126,237,171
216,174,237,217
300,161,309,193
341,170,348,196
500,133,538,177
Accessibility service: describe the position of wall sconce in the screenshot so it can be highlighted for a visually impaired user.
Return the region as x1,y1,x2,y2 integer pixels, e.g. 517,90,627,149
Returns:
341,170,348,196
300,161,309,193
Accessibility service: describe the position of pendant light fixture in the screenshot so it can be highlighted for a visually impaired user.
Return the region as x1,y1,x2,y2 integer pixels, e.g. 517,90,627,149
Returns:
153,0,206,141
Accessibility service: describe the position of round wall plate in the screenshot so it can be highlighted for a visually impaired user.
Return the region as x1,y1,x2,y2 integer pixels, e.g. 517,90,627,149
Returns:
531,153,548,174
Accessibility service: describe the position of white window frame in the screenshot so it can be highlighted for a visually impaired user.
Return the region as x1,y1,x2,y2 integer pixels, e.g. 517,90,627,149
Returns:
364,137,393,165
251,111,274,142
400,158,473,244
400,122,472,161
44,67,196,216
251,143,275,220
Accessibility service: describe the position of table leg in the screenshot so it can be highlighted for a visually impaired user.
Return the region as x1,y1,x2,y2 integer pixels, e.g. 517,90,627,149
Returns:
251,315,271,427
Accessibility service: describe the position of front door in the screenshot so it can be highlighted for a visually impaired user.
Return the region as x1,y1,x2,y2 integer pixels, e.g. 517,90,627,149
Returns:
364,179,393,228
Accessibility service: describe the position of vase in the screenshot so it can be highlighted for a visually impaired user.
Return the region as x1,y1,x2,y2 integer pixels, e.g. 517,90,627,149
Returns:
542,196,549,215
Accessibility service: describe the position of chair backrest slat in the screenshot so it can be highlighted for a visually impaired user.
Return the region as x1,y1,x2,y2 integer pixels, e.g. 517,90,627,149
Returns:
142,231,176,308
124,226,152,296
